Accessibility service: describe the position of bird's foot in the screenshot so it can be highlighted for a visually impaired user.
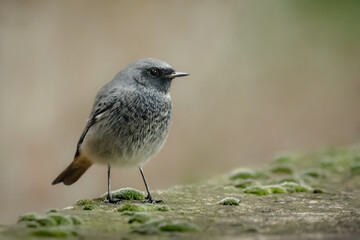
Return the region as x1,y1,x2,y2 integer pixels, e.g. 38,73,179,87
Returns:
104,196,122,204
145,195,164,204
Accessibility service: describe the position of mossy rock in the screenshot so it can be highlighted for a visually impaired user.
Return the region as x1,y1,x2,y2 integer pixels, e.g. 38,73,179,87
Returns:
5,144,360,240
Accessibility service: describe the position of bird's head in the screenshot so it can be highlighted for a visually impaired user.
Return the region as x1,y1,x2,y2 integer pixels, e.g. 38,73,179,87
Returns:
124,58,189,94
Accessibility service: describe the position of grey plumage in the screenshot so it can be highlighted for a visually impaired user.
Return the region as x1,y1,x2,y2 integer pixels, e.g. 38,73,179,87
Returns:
52,58,189,203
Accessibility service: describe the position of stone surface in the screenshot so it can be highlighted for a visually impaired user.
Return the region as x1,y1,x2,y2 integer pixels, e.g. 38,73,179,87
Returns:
1,145,360,239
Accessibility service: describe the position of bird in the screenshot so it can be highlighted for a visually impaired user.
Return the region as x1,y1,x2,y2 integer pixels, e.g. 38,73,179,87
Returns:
52,58,189,203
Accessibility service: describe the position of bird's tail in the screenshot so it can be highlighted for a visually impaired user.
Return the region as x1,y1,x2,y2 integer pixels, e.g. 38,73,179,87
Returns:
52,155,93,185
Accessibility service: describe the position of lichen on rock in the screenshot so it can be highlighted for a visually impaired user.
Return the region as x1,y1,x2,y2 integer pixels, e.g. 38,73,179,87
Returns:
219,197,240,205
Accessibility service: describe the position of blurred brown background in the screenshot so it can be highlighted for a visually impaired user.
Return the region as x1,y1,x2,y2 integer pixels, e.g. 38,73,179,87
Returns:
1,0,360,224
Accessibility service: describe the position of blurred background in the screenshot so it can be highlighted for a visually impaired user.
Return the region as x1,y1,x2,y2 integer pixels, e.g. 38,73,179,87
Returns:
1,0,360,224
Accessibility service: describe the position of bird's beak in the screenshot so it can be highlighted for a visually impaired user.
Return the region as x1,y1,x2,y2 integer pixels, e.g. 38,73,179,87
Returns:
166,72,190,79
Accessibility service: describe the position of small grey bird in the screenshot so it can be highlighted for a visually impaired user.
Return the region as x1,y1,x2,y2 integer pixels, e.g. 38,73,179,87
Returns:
52,58,189,203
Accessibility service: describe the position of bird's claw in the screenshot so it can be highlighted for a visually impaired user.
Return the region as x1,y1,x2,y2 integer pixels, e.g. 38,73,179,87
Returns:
145,196,163,204
104,197,122,204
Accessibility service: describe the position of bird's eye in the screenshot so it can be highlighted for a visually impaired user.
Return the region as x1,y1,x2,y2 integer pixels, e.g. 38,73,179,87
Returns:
148,67,160,77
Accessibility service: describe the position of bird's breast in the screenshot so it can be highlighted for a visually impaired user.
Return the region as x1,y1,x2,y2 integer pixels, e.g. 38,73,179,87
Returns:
82,91,172,167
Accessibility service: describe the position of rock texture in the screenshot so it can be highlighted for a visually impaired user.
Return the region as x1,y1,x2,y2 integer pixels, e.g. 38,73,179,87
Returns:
2,145,360,239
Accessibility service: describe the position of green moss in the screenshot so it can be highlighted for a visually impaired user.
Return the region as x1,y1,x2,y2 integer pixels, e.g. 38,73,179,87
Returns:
302,170,325,178
31,229,76,237
48,215,72,226
118,204,169,213
253,172,270,179
354,156,360,162
18,213,80,228
219,197,240,206
350,165,360,175
157,205,170,211
243,184,289,195
235,180,259,188
18,213,38,222
46,209,59,213
230,170,254,180
36,217,57,227
271,166,293,174
133,219,197,234
243,186,272,195
273,157,292,164
128,213,151,224
280,182,311,193
103,188,146,201
26,222,39,228
268,186,288,194
278,178,299,184
76,199,95,206
70,216,82,225
243,182,310,195
82,204,96,210
118,204,147,212
230,169,268,180
76,199,98,210
159,221,197,232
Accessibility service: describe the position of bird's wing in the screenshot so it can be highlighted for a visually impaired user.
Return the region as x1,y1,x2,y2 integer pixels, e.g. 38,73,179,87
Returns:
73,91,120,159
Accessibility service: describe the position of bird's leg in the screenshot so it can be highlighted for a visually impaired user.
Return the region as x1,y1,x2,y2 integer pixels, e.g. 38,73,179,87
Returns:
105,165,121,203
139,167,163,203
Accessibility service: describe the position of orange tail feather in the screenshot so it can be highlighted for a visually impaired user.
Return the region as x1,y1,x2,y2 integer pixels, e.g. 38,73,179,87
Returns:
52,155,93,185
